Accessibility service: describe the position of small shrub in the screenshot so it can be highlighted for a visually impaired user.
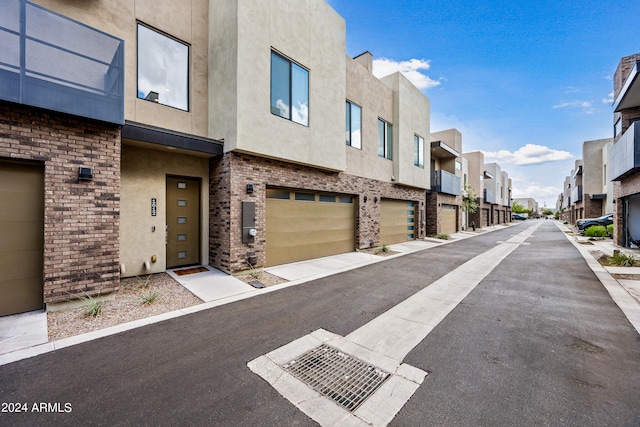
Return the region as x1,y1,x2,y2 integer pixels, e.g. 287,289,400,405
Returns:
246,261,262,279
140,291,159,305
80,294,104,317
610,252,637,267
584,225,607,238
606,224,614,238
375,243,390,255
436,233,450,240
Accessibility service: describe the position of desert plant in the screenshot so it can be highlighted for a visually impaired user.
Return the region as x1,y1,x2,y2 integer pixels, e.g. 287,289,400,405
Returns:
610,251,637,267
436,233,450,240
606,224,614,238
375,243,390,254
246,261,262,279
80,293,104,317
140,291,159,305
584,225,607,238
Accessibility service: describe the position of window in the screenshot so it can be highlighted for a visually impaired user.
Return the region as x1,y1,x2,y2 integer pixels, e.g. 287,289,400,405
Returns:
603,164,607,186
271,51,309,126
378,119,392,159
137,24,189,111
414,134,424,168
614,118,622,138
346,101,362,149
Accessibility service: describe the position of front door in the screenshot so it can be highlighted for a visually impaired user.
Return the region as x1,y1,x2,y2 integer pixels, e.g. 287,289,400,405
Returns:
166,176,200,268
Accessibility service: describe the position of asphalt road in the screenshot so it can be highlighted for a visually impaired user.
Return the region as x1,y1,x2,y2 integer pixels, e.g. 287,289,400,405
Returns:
1,221,639,426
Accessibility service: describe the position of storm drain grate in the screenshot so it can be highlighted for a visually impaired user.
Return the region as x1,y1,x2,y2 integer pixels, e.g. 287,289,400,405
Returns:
281,344,390,411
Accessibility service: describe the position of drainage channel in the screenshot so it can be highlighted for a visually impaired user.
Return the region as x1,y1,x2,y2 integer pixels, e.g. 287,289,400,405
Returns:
281,344,390,412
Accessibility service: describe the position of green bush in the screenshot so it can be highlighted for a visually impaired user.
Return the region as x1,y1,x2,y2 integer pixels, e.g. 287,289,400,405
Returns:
611,251,637,267
606,224,614,238
584,225,607,238
436,233,450,240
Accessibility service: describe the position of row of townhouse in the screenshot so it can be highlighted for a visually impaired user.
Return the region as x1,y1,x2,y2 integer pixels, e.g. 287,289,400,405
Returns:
513,198,539,215
556,139,613,224
556,51,640,249
0,0,512,317
462,152,513,228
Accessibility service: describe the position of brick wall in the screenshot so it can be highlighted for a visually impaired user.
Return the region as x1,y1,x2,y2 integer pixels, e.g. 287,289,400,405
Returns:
613,175,640,245
209,152,427,272
0,102,120,303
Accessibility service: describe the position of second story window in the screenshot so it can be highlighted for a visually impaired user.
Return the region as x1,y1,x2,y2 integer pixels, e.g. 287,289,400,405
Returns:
414,134,424,168
346,101,361,149
378,119,392,160
137,24,189,111
271,51,309,126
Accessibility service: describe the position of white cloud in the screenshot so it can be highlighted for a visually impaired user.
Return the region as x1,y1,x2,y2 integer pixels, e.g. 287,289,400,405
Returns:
601,91,614,104
512,183,561,200
482,144,574,166
372,58,441,90
552,100,595,114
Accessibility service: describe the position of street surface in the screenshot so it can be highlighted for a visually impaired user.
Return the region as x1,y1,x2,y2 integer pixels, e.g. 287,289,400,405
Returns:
1,221,639,426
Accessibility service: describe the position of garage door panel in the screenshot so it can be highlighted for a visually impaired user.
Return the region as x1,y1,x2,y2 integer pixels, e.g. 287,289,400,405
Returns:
441,205,457,234
380,200,415,245
0,277,44,316
0,162,44,316
266,192,355,266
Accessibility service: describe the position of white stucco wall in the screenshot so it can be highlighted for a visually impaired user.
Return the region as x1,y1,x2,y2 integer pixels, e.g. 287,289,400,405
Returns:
209,0,347,171
380,72,430,189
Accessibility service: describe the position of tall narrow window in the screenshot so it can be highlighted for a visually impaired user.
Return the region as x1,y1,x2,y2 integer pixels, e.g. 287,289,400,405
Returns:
271,51,309,126
346,101,362,149
137,24,189,111
414,134,424,168
378,118,392,159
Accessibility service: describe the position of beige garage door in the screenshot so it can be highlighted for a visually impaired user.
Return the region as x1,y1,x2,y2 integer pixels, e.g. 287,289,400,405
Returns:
0,162,44,317
441,204,457,234
380,199,415,245
266,189,355,267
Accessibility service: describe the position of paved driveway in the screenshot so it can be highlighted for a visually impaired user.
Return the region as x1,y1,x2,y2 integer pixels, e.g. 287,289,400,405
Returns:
1,222,639,426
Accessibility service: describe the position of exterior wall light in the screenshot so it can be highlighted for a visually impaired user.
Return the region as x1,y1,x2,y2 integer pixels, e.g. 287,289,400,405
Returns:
78,167,93,181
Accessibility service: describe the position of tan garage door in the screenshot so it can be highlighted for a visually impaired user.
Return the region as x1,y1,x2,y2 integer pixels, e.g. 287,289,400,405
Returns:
380,199,415,245
441,204,457,234
266,189,355,267
0,162,44,317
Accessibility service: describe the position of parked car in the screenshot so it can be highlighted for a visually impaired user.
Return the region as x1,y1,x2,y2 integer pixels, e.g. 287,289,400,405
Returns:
577,213,613,232
512,213,527,220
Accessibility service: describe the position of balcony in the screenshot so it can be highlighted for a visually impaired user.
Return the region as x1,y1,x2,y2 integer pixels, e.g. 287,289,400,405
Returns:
0,0,124,124
611,121,640,181
483,188,496,204
571,184,583,203
430,140,459,159
431,170,460,196
614,60,640,112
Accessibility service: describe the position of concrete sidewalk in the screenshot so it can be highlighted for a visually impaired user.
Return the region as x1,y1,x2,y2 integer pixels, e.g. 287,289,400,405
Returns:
0,224,507,365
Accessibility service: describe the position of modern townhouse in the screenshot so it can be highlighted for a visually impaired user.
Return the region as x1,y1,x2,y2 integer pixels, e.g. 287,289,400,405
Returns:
462,151,511,228
570,159,584,222
427,129,462,235
581,138,613,219
611,52,640,247
0,0,433,317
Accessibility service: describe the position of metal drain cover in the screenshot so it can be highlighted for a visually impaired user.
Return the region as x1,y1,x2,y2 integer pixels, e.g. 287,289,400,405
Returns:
281,344,390,411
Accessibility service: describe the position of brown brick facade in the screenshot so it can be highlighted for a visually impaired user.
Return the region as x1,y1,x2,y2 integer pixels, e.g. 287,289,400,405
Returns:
0,101,120,303
209,152,427,272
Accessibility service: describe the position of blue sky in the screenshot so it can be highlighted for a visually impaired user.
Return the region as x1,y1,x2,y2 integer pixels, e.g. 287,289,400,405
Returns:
327,0,640,209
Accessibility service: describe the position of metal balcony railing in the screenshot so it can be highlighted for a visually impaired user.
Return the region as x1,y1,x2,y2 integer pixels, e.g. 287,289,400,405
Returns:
483,187,496,204
0,0,124,124
571,184,583,203
431,170,460,196
611,121,640,181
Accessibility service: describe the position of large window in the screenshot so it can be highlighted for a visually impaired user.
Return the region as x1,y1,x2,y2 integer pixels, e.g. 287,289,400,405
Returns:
378,119,392,159
271,51,309,126
346,101,361,149
137,24,189,111
414,134,424,168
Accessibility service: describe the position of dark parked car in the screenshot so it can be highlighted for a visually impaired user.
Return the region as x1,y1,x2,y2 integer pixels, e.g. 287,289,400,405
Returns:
512,213,527,220
577,213,613,232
